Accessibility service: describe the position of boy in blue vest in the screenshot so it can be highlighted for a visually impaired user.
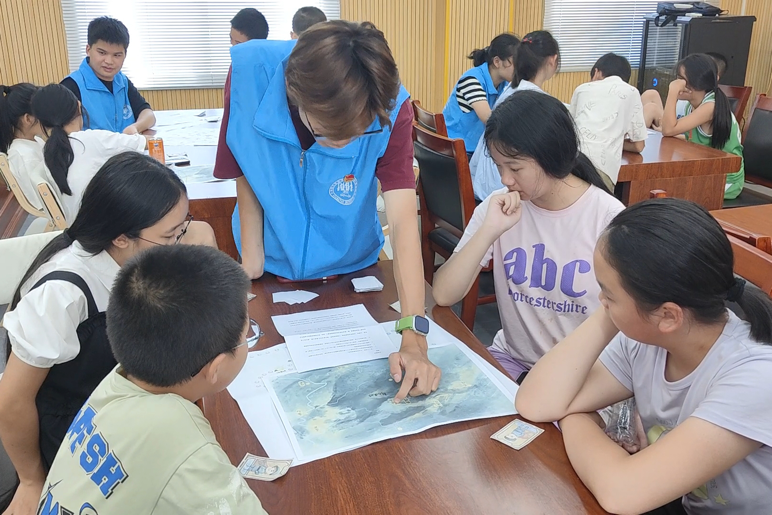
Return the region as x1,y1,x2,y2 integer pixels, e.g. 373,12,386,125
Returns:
37,245,267,514
61,16,156,134
229,8,269,45
214,21,441,402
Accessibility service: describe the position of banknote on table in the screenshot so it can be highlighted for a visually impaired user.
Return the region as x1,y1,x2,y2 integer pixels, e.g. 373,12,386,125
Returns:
237,453,292,481
491,419,544,450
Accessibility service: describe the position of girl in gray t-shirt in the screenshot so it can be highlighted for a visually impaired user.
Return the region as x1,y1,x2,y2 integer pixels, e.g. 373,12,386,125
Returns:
516,198,772,515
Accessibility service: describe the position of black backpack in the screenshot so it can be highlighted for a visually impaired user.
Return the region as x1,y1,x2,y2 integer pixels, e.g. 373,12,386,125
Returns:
655,2,725,27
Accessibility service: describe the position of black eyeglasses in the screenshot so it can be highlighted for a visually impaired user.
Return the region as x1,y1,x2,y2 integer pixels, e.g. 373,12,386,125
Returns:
137,214,194,246
303,110,383,142
189,318,261,377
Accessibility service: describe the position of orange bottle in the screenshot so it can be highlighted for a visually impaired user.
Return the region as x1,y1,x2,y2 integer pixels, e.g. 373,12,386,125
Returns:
147,137,166,164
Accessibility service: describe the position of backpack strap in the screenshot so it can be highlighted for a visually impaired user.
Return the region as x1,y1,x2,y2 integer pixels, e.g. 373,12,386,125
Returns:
29,271,98,319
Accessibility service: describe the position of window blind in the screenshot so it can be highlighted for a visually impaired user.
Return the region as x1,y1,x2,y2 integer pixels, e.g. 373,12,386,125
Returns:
61,0,340,89
543,0,721,72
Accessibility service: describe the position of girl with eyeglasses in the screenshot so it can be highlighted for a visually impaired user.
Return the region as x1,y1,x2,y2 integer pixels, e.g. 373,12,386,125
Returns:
0,152,214,514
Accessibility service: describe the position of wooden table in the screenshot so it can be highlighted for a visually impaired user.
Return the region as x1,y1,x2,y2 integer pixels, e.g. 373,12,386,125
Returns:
710,204,772,236
201,261,606,515
619,132,742,211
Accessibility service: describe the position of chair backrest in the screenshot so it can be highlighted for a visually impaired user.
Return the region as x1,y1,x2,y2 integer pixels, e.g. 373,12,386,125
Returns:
742,94,772,188
0,153,48,220
718,85,752,123
649,189,668,199
0,230,62,306
728,234,772,297
38,183,67,230
650,187,771,255
717,220,772,255
412,100,448,137
413,124,475,236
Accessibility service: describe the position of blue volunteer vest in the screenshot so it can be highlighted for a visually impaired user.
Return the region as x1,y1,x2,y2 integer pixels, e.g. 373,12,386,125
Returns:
442,63,505,152
227,39,411,280
68,58,135,132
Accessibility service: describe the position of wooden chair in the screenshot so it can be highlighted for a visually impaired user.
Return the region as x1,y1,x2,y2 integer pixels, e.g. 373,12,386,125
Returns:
412,100,448,137
0,153,50,226
413,124,494,329
651,189,772,254
718,85,752,126
728,234,772,297
741,94,772,190
717,220,772,256
0,153,67,231
37,183,67,230
649,189,668,199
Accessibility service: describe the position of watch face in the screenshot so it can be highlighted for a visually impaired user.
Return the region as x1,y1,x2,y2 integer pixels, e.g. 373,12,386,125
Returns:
414,315,430,335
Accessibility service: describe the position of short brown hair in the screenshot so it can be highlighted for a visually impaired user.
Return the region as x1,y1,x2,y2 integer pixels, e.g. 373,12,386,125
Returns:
285,20,400,141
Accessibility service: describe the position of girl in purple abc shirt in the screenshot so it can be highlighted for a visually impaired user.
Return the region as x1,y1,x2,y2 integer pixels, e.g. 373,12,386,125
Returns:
518,198,772,515
433,91,624,383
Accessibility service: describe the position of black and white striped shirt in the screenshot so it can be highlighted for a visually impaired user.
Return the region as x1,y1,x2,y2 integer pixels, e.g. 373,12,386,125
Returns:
455,76,487,113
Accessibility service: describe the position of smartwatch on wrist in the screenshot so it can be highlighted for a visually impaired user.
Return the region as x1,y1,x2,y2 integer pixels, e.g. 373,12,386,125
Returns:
394,315,430,336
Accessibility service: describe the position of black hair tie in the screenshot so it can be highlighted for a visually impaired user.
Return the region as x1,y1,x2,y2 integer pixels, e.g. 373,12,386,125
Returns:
726,278,746,302
62,229,74,243
1,85,10,96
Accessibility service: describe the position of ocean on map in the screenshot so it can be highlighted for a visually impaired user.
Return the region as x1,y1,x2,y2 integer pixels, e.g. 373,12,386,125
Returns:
266,344,516,459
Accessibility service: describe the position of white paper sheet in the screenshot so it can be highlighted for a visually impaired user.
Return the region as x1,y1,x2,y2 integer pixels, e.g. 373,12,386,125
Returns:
272,304,395,372
271,304,377,337
285,326,395,372
272,290,319,305
157,125,220,146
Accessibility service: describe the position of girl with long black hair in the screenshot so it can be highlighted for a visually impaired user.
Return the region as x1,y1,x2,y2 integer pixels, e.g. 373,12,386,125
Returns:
434,90,624,383
660,54,744,200
518,198,772,514
0,153,210,514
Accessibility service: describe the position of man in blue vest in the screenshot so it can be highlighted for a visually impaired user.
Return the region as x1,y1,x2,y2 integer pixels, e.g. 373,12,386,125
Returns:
61,16,155,134
214,21,441,402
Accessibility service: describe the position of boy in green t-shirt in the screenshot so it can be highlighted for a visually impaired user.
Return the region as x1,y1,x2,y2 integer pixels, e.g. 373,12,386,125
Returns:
38,245,267,514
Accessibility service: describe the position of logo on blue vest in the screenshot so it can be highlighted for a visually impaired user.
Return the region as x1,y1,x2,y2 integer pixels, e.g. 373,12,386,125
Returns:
122,105,131,120
329,174,358,205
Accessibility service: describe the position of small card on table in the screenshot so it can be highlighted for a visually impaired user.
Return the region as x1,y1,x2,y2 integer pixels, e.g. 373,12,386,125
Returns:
237,453,292,482
491,419,544,450
351,276,384,293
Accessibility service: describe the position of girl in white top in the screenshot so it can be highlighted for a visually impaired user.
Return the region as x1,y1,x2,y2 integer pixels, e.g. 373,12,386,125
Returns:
433,91,624,383
0,153,215,515
517,199,772,515
0,83,52,211
470,30,560,201
31,84,147,223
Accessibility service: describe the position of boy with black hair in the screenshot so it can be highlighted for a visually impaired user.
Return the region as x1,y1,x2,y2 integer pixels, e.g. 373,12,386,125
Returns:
37,245,267,513
291,6,327,39
569,52,647,186
61,16,155,134
230,8,269,45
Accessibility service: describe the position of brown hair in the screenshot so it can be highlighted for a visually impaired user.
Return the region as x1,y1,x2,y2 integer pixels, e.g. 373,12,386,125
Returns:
285,20,400,141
